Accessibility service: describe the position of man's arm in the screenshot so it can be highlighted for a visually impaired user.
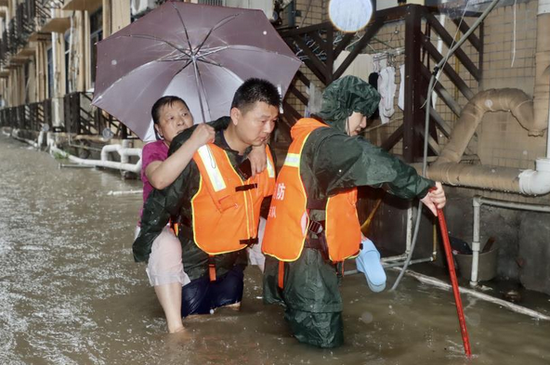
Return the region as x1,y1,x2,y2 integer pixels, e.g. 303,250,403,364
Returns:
310,129,434,199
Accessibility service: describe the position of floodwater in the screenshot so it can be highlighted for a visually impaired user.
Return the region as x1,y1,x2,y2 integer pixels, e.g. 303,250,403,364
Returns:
1,133,550,365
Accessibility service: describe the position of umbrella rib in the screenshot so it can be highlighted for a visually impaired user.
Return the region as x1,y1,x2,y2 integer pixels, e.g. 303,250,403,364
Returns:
172,2,194,53
192,61,208,124
194,14,241,55
173,59,194,76
197,46,229,59
120,34,191,57
196,58,225,68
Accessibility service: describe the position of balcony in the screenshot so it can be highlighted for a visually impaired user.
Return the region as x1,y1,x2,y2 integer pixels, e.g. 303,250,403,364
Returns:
30,1,70,37
61,0,102,12
39,9,71,34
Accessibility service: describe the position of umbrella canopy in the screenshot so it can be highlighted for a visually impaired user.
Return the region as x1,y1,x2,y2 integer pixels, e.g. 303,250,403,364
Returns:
92,2,301,141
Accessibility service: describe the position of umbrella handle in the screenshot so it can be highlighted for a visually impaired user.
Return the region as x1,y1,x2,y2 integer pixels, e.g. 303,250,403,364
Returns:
436,206,472,357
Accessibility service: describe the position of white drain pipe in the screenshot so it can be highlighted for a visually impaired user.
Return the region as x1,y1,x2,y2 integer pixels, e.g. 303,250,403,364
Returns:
47,133,142,173
403,269,550,321
470,196,550,286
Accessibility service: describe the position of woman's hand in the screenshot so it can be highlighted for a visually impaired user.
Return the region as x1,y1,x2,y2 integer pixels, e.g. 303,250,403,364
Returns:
189,123,215,148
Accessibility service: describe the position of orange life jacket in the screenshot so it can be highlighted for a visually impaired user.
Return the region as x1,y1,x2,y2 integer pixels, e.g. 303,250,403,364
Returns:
262,118,362,262
191,143,276,256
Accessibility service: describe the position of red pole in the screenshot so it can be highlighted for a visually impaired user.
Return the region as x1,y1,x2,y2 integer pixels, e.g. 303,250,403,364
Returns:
437,207,472,357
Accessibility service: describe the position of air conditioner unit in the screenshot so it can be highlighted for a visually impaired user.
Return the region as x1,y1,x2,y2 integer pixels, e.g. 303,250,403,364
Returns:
131,0,157,17
225,0,275,20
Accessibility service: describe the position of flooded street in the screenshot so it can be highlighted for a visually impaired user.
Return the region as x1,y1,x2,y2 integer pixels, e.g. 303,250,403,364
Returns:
1,134,550,365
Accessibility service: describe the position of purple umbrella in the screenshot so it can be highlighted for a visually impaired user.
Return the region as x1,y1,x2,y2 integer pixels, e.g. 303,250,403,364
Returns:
92,1,301,141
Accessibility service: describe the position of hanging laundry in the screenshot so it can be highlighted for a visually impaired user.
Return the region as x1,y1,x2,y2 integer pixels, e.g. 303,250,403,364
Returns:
333,51,374,81
306,82,323,117
377,66,396,124
398,64,405,111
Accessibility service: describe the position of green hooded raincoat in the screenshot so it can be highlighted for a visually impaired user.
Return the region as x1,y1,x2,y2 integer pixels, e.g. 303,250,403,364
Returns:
263,76,435,348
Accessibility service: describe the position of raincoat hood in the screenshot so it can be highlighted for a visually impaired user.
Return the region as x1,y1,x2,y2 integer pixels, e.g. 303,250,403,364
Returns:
317,75,381,133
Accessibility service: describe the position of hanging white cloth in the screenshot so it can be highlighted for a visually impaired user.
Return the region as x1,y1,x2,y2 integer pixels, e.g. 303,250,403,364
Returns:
398,64,405,111
333,51,375,81
306,82,323,117
378,66,396,124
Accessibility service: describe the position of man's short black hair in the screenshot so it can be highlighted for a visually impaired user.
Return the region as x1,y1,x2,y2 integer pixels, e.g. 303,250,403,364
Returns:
231,78,281,114
151,95,189,125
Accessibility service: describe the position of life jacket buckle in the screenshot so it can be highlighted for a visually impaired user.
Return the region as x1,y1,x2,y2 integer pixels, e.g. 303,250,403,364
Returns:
235,183,258,192
308,220,325,234
239,237,259,248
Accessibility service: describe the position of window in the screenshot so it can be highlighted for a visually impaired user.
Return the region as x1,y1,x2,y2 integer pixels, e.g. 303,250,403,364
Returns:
65,31,70,93
24,62,30,103
47,47,53,99
90,8,103,87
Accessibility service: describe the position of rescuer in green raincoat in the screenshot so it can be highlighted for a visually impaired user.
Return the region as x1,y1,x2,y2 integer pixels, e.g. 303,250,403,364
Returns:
262,75,447,348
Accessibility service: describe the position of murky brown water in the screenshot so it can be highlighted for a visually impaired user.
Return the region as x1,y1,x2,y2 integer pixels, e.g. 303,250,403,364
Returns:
1,133,550,365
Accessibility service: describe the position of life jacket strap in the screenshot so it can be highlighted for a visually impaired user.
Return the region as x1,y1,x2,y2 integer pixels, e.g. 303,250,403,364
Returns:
235,183,258,192
278,261,285,289
208,256,216,282
239,237,259,247
171,222,180,236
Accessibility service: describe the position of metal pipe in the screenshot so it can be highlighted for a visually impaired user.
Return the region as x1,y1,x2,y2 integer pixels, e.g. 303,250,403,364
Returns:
47,134,142,173
405,204,414,254
403,269,550,321
471,198,481,285
344,257,434,276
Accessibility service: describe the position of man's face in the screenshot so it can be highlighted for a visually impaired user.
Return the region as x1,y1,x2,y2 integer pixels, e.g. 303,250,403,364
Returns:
231,101,279,147
347,111,367,136
155,101,194,143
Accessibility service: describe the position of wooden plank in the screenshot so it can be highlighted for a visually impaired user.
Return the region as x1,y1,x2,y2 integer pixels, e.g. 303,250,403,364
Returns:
334,33,354,60
283,101,302,122
451,17,481,51
425,12,481,81
422,38,474,100
420,63,462,117
295,71,311,88
290,34,329,84
403,5,423,162
302,57,327,85
419,99,452,138
289,83,308,105
309,31,329,54
279,22,330,37
381,124,404,151
478,21,484,84
325,27,334,84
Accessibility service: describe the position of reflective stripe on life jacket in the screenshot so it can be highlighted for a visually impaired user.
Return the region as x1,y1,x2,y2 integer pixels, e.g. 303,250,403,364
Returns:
262,118,362,262
191,144,276,255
